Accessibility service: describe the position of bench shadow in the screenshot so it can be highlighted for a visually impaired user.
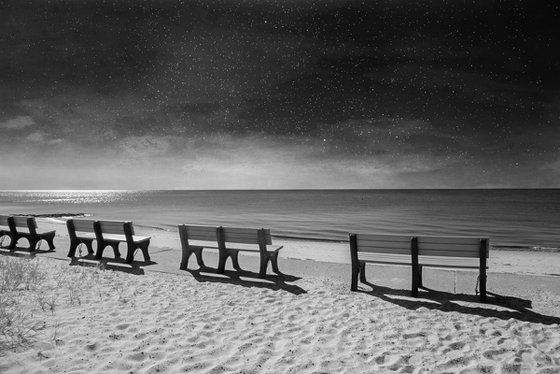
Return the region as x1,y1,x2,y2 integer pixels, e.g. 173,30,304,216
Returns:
357,281,560,325
0,246,55,258
69,254,154,275
184,266,306,295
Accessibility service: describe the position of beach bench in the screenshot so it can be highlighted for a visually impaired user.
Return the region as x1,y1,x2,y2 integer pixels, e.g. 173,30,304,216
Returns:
178,224,283,278
66,219,97,257
349,233,490,302
94,220,151,263
178,225,218,269
9,216,56,251
0,215,15,248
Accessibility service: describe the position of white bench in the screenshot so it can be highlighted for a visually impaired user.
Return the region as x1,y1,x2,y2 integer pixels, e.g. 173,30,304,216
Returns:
178,224,283,278
349,233,490,302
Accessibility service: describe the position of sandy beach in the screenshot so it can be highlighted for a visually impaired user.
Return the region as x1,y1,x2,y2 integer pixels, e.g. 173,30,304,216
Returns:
1,218,559,373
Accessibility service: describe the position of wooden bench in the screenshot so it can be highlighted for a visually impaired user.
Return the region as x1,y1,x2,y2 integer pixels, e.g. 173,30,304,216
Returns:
66,219,97,257
9,216,56,251
178,224,283,278
94,220,151,263
0,215,15,248
350,233,490,302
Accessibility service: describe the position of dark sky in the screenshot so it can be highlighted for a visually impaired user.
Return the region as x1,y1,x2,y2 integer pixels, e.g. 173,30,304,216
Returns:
1,0,559,189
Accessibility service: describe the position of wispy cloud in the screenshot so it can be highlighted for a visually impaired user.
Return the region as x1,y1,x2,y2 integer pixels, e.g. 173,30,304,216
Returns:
0,115,35,130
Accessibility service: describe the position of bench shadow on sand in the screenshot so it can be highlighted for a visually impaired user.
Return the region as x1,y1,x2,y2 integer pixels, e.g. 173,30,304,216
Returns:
0,245,56,258
184,266,306,295
68,253,155,275
357,281,560,325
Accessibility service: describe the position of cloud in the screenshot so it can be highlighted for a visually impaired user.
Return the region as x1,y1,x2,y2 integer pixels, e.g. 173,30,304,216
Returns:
26,132,44,142
0,115,35,130
25,131,63,145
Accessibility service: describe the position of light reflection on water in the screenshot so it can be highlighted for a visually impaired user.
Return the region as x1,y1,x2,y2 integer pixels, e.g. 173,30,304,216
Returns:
1,190,136,204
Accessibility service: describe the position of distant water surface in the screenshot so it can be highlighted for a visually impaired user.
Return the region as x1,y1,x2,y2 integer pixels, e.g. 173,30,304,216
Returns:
0,189,558,251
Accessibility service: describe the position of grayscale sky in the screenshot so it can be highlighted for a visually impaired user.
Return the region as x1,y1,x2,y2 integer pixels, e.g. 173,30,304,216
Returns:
1,0,559,189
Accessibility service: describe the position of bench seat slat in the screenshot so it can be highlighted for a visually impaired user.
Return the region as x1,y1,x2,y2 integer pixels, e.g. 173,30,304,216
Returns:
417,236,486,245
226,244,283,253
101,234,150,243
356,246,411,255
358,252,412,264
418,256,482,268
355,234,412,243
358,253,484,268
418,249,481,258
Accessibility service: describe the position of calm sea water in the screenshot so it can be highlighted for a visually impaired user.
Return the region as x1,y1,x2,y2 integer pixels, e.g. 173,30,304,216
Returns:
1,189,559,251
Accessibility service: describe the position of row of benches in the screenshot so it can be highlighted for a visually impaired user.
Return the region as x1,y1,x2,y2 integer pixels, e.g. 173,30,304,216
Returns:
0,215,490,301
0,216,283,278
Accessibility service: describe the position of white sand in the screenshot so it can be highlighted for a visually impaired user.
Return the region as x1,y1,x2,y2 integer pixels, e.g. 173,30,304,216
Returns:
1,218,560,373
0,256,559,373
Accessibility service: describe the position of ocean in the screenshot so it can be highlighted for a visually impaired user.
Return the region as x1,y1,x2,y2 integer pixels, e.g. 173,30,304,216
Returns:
0,189,558,251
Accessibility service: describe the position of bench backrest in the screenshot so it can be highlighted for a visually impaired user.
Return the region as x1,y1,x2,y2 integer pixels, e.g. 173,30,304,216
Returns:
417,236,489,258
354,234,411,255
221,227,272,245
98,220,129,235
180,225,218,241
0,215,11,227
70,219,96,233
13,216,35,229
352,233,489,259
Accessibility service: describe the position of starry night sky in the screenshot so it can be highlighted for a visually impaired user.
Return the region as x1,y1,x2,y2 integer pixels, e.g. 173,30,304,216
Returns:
1,0,559,189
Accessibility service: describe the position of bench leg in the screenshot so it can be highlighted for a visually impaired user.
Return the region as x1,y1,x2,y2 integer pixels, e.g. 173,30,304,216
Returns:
231,250,241,270
411,264,419,297
85,240,95,254
217,251,228,274
125,242,144,264
112,243,121,259
359,262,367,283
125,244,134,263
8,234,19,250
28,236,39,252
418,265,423,288
95,242,104,260
180,250,192,270
42,233,56,250
351,261,360,291
270,252,280,273
258,255,270,278
193,247,205,268
180,246,206,270
139,241,150,262
67,239,80,257
479,274,487,303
